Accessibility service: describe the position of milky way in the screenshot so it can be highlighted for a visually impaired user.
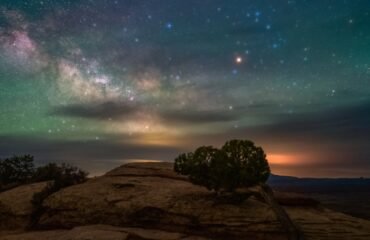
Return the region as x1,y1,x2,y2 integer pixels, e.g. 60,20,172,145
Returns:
1,1,370,177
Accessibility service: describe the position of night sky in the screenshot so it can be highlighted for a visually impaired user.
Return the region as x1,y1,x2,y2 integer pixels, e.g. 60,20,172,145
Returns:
1,0,370,177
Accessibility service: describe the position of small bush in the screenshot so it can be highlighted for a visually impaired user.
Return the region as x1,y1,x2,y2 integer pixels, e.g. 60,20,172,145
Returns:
222,140,270,187
32,163,88,184
174,139,271,193
0,155,35,187
0,155,88,189
30,164,88,228
0,154,88,228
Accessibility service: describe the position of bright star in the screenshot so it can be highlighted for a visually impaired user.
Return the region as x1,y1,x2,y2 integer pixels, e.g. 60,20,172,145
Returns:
165,22,173,29
235,56,243,64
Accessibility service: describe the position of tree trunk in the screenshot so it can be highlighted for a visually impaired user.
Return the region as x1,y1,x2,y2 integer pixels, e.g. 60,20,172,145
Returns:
257,183,305,240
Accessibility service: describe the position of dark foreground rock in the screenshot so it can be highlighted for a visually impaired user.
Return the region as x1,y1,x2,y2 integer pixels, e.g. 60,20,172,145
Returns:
1,162,370,240
0,181,48,229
0,225,207,240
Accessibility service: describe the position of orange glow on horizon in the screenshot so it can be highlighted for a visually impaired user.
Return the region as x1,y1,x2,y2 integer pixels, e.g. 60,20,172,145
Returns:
268,153,303,165
267,152,322,177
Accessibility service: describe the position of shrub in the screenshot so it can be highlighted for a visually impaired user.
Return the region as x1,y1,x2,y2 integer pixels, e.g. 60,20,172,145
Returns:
0,154,88,199
0,154,88,187
222,140,270,187
30,163,88,228
32,163,88,184
0,155,35,186
175,146,222,191
174,139,270,193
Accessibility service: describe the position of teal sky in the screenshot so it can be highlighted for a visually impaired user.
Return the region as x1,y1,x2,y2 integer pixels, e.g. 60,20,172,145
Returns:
1,0,370,177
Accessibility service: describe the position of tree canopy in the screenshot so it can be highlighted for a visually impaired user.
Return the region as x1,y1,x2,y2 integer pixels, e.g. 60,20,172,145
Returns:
0,155,35,186
174,139,270,192
0,155,88,191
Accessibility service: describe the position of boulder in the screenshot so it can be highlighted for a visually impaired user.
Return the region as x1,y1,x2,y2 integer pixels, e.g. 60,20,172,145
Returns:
39,162,286,239
0,181,48,229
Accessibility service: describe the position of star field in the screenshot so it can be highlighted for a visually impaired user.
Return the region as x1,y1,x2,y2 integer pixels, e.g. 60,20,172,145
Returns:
1,0,370,176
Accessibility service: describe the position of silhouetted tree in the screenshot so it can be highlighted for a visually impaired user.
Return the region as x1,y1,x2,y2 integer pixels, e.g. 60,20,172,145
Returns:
30,163,88,228
0,154,88,228
0,155,35,186
0,155,88,194
222,139,270,187
173,141,305,238
32,163,87,183
174,139,270,193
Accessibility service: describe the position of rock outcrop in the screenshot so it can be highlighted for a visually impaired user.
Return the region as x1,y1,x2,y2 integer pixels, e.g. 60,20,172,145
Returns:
0,181,48,229
1,162,370,240
0,225,207,240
